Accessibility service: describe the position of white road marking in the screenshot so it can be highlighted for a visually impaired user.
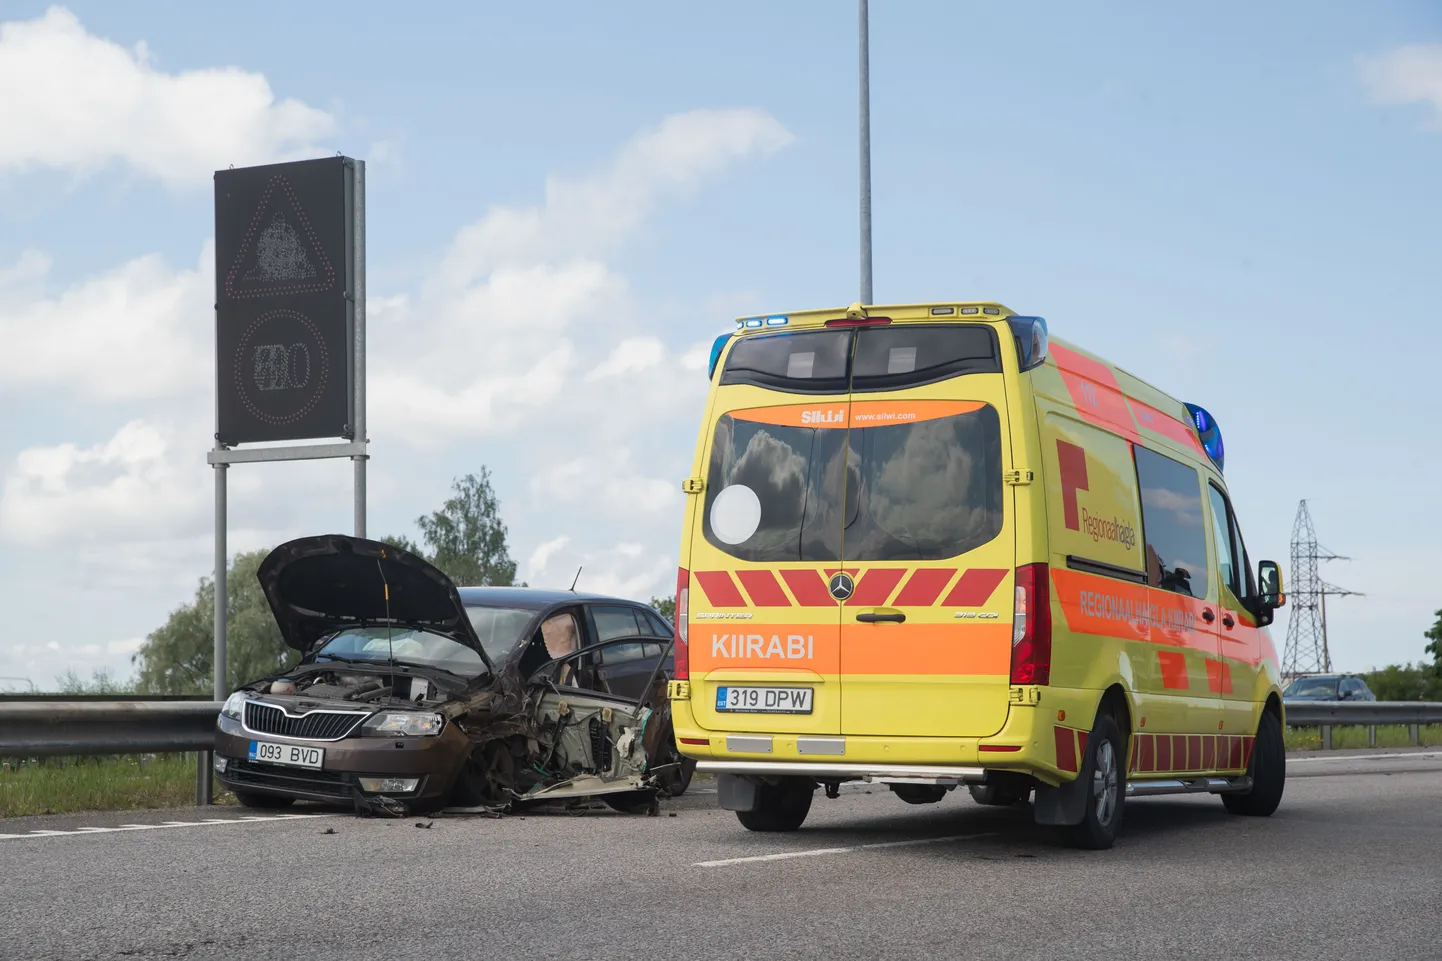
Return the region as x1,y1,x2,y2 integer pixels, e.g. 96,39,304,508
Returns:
694,832,995,867
0,812,331,842
1289,752,1442,764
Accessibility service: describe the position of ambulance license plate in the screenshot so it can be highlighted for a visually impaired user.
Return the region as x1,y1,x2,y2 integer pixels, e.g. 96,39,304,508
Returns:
715,686,813,714
248,740,324,769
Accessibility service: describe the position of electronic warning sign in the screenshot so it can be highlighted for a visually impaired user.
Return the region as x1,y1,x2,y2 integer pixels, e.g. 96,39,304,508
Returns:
215,156,356,445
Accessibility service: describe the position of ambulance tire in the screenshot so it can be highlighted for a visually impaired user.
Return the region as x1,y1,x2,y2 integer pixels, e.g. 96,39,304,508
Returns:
1060,712,1126,851
736,777,814,832
1222,710,1285,817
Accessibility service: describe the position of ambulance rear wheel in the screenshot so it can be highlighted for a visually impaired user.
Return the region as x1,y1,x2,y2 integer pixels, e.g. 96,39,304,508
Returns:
1060,712,1126,850
1222,709,1285,816
736,777,814,832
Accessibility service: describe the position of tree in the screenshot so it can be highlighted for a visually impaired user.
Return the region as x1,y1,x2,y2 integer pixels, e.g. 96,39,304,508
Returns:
54,668,133,695
1425,609,1442,671
412,470,518,587
131,548,296,695
649,596,675,622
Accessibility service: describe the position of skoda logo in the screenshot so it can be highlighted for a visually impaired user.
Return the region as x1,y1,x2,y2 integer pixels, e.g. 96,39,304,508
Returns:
828,572,855,601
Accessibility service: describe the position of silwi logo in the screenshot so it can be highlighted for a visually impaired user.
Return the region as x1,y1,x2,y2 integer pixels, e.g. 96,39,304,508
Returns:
801,408,846,425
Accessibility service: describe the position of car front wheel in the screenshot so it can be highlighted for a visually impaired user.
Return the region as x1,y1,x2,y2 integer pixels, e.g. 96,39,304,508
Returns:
1222,709,1285,816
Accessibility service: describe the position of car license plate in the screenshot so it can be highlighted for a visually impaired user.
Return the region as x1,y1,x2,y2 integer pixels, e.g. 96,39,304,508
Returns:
248,740,324,769
715,686,813,714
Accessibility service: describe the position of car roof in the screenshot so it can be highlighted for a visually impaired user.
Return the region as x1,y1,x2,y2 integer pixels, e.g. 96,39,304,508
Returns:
456,585,648,612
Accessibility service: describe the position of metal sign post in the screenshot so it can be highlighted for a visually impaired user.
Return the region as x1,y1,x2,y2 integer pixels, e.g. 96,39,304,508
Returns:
204,157,367,803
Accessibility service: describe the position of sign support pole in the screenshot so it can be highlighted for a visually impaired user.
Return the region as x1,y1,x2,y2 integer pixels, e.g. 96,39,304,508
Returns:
352,160,367,538
203,456,226,806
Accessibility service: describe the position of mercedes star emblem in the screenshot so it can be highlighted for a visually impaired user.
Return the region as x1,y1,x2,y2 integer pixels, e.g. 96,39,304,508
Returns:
828,572,855,601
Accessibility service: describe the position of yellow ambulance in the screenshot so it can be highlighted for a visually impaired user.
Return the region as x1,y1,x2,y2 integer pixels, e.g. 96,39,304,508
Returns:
666,301,1287,848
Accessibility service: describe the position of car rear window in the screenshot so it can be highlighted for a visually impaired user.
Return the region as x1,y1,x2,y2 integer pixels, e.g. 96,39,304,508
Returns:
702,414,847,562
851,325,1001,392
702,406,1003,563
720,324,1000,394
844,405,1004,560
719,330,851,393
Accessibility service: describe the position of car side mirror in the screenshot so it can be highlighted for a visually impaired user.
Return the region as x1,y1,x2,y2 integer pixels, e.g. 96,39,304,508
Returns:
1257,560,1285,610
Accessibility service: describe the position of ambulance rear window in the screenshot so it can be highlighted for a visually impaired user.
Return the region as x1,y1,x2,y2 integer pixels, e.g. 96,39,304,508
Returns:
851,325,1001,391
702,414,846,562
720,331,851,393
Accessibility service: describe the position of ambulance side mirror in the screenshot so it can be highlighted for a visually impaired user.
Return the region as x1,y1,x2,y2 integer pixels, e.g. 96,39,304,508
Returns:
1257,561,1285,611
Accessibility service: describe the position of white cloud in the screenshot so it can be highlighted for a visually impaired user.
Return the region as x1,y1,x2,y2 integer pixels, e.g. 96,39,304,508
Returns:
0,6,335,185
1360,43,1442,123
0,420,206,544
370,107,789,448
107,638,145,656
526,536,571,582
530,454,682,522
0,243,211,401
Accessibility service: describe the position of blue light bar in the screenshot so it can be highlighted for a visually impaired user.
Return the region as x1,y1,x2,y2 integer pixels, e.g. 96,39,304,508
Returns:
1184,402,1224,473
744,318,764,328
765,315,788,326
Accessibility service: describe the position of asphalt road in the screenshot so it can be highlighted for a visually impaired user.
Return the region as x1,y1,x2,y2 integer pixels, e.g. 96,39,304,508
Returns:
2,749,1439,961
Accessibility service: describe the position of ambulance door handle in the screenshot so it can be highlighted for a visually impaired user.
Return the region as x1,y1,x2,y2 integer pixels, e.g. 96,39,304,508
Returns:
1222,614,1235,629
1202,609,1215,623
856,612,906,623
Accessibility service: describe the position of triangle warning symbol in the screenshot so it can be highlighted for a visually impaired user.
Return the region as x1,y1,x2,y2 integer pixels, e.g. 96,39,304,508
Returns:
224,174,338,301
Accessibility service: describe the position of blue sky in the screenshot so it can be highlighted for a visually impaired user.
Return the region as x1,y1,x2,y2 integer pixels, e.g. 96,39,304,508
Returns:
1,2,1439,688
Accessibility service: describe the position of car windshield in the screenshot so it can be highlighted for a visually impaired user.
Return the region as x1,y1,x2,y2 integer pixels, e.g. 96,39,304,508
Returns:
1285,677,1339,697
465,605,537,662
314,627,486,676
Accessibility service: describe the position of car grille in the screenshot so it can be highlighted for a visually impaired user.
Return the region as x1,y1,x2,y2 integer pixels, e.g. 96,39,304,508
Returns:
243,701,367,740
223,758,352,799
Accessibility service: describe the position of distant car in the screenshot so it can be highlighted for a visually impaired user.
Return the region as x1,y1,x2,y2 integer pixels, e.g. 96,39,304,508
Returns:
213,534,691,815
1282,674,1376,702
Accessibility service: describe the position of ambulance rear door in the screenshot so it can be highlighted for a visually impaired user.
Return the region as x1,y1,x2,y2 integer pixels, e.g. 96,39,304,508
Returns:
837,321,1017,738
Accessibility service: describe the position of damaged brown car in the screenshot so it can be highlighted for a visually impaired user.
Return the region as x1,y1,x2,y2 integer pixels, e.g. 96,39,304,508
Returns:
213,534,692,815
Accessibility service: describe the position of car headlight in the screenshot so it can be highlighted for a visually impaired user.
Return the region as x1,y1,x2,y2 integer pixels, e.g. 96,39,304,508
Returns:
362,712,444,737
222,691,248,720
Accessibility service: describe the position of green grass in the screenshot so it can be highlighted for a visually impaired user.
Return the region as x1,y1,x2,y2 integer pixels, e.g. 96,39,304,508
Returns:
0,755,239,819
1285,724,1442,751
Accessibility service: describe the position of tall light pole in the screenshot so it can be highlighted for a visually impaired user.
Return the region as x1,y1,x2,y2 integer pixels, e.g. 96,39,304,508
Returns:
859,0,873,305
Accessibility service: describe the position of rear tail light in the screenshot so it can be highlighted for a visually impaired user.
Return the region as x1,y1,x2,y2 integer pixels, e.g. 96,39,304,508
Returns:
1010,563,1051,685
673,567,689,680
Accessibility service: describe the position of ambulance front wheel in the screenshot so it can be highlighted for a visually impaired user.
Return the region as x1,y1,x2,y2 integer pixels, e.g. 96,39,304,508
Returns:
1221,709,1285,817
736,777,814,832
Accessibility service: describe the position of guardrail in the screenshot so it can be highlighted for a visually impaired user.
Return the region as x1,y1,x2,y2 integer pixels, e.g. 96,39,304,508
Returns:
0,701,224,805
1,699,1439,808
1283,701,1442,750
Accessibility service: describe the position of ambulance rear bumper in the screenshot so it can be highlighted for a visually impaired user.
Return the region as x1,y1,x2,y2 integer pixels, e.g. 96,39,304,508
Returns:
695,760,986,783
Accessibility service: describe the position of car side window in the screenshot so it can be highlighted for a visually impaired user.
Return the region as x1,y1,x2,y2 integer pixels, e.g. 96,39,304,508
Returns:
591,605,642,642
1133,445,1210,598
1207,484,1241,601
641,609,673,637
597,641,649,665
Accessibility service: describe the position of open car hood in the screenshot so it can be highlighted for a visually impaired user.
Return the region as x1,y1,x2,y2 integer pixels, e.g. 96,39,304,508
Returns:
257,534,492,670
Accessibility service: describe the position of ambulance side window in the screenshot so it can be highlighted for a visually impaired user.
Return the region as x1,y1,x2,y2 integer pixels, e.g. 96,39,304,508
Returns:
1133,446,1210,598
1207,485,1240,600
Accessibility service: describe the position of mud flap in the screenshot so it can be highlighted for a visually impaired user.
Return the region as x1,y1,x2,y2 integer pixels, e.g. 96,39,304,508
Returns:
1032,771,1088,826
716,773,759,812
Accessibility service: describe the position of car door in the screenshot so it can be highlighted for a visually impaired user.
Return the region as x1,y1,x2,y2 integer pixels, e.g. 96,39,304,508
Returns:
585,605,663,701
1206,483,1265,743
